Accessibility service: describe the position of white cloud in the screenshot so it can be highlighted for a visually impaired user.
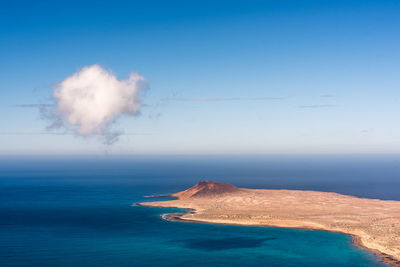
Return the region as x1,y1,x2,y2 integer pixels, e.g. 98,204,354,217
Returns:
49,64,147,144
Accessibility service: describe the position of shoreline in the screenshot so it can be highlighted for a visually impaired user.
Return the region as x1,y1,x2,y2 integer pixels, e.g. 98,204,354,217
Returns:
136,204,400,266
135,181,400,266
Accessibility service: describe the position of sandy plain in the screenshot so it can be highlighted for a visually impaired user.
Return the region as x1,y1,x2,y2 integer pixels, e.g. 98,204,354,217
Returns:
136,181,400,266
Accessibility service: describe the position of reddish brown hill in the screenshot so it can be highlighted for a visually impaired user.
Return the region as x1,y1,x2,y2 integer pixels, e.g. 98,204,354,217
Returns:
170,181,239,199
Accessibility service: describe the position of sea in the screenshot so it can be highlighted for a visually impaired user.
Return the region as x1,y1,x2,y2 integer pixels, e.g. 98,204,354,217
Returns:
1,155,399,266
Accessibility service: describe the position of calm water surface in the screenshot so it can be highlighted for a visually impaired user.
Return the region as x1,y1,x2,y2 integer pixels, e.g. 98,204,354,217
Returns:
1,155,398,266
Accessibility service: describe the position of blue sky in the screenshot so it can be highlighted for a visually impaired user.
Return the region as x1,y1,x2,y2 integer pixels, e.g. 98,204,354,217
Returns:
1,0,400,154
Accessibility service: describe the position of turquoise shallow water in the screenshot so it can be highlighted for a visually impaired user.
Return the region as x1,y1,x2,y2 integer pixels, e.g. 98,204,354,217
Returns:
0,156,396,266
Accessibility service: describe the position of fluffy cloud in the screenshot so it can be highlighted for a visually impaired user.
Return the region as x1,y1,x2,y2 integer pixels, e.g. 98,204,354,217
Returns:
49,64,146,144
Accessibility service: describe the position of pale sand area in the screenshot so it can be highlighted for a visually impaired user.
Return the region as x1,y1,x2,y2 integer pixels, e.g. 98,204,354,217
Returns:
136,181,400,265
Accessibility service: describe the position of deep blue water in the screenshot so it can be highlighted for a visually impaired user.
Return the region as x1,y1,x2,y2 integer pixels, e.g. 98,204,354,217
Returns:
1,155,398,266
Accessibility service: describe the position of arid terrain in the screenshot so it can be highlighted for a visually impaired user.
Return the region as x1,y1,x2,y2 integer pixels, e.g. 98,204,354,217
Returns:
136,181,400,265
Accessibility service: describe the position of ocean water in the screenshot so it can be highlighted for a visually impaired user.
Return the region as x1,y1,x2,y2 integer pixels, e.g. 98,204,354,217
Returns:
1,155,398,266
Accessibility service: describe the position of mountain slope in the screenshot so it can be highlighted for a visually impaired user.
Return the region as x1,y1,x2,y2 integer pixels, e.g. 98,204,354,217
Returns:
170,181,239,199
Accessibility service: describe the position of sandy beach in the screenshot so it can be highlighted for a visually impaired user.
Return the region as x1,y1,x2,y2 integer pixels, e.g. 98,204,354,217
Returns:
136,181,400,266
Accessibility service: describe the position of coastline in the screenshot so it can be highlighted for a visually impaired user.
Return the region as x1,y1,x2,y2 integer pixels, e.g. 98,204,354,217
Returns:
135,181,400,266
156,208,399,266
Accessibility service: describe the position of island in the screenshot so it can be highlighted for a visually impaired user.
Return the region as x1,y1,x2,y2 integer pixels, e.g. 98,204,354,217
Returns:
135,181,400,266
